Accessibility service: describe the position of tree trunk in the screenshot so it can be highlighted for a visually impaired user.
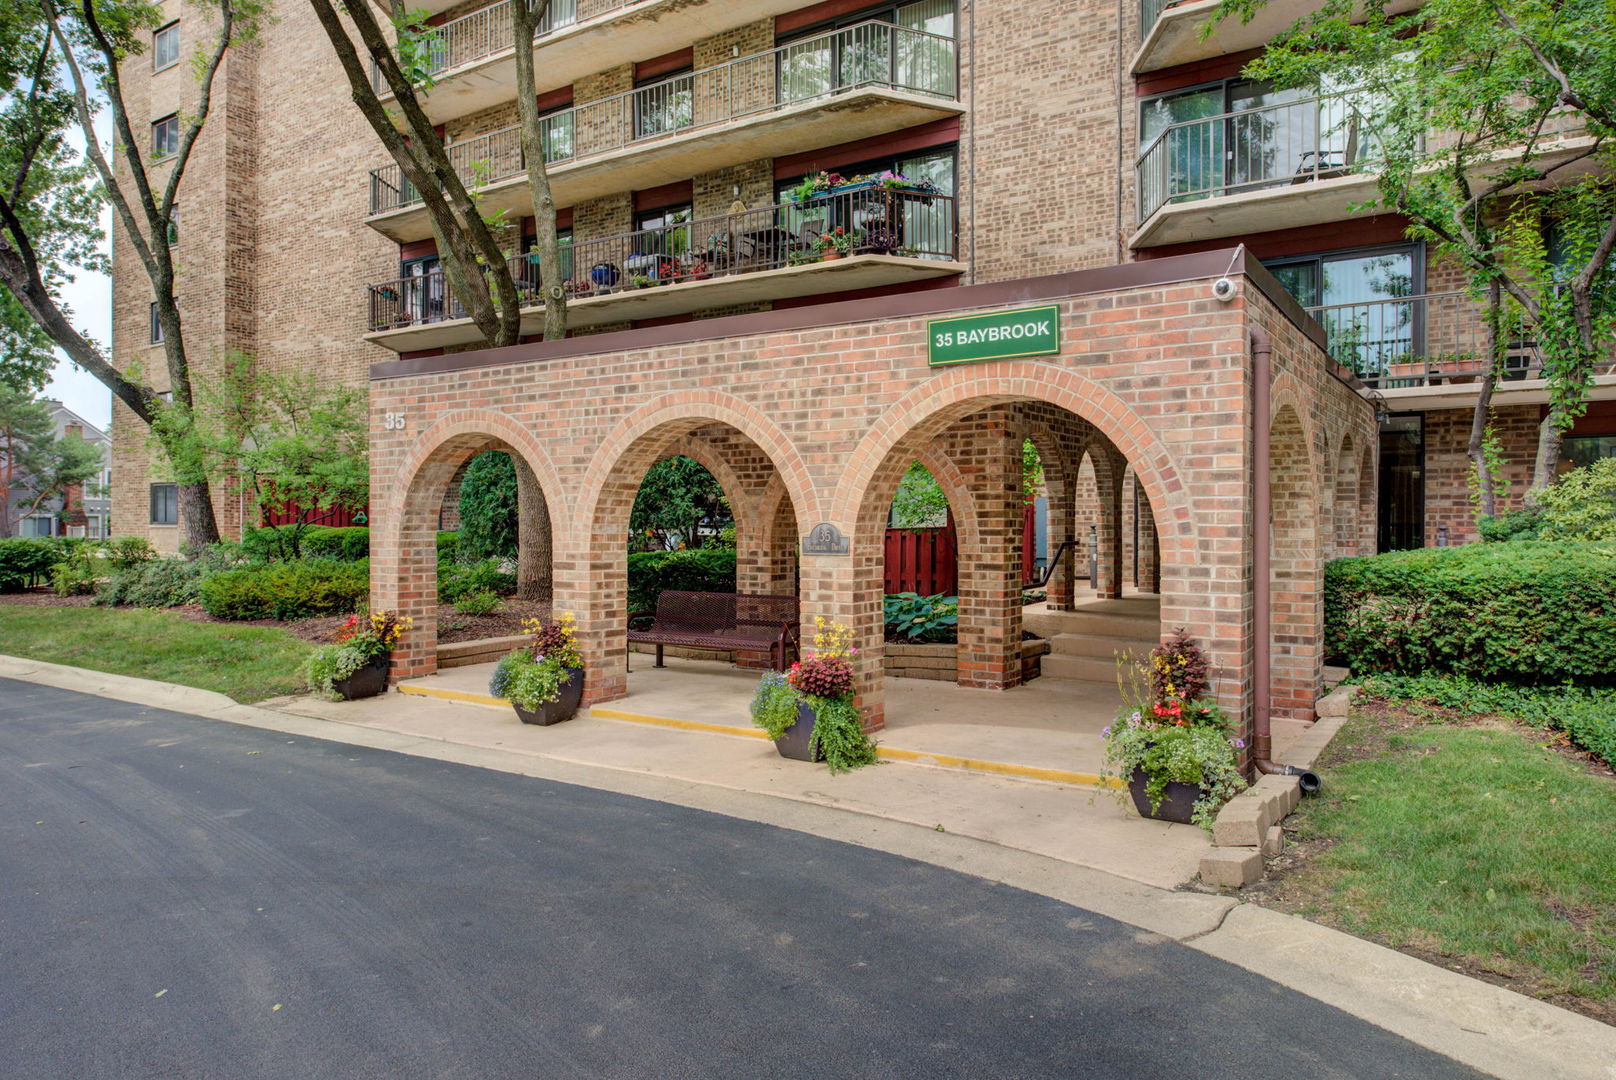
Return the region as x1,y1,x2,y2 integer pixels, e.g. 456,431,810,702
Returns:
179,481,222,552
1530,412,1564,496
1466,282,1503,519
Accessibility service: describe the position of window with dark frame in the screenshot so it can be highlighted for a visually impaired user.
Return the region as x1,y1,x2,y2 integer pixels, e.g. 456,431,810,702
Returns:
1263,244,1421,379
152,114,180,159
166,204,179,246
149,483,178,526
149,301,164,344
153,22,180,70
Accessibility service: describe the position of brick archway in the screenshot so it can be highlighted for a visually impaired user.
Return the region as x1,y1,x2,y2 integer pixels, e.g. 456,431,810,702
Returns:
374,410,566,680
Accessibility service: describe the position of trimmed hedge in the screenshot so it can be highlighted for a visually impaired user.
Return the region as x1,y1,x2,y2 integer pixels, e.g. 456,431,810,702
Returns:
627,549,737,613
1325,542,1616,685
437,531,459,562
200,559,369,620
243,525,371,562
0,538,59,591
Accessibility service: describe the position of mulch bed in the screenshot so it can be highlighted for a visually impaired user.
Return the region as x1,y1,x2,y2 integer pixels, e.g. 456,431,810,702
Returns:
0,588,96,608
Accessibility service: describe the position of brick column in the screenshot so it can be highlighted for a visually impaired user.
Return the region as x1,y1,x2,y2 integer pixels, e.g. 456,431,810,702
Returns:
1045,476,1077,610
1094,449,1125,601
798,544,886,732
1138,494,1160,594
949,413,1023,690
375,486,443,683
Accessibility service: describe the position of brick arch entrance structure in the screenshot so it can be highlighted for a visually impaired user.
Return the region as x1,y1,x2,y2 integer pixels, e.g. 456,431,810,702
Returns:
368,251,1378,741
374,409,565,678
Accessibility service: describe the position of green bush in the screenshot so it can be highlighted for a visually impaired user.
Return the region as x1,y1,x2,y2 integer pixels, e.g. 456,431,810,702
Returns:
1356,673,1616,766
0,538,58,592
96,558,206,608
200,559,369,620
438,557,515,603
104,536,157,572
1325,542,1616,685
437,531,459,562
243,524,370,562
626,549,737,612
1535,458,1616,541
1477,508,1545,542
455,589,503,616
50,554,100,596
457,452,519,562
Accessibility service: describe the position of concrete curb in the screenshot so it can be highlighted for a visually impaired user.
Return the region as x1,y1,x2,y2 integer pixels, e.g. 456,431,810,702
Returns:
4,653,1613,1077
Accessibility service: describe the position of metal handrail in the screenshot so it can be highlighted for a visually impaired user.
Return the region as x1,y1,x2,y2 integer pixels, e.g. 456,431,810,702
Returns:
371,0,583,93
1135,91,1380,223
1302,290,1542,385
368,19,960,215
366,186,957,332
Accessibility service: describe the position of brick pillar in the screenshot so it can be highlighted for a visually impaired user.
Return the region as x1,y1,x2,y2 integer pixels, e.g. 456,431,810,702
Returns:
375,486,443,683
1269,408,1322,719
1046,476,1076,610
1072,452,1099,596
512,456,552,602
799,544,885,732
561,524,629,708
732,495,769,596
950,413,1023,690
1121,469,1137,590
1138,495,1160,594
1094,449,1125,601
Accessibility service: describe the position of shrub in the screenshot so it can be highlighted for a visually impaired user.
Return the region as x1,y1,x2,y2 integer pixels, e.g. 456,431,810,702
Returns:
243,524,370,562
50,553,100,596
436,531,459,562
104,536,157,572
1325,542,1616,685
457,452,519,562
883,592,958,642
439,557,515,603
200,559,369,620
0,538,58,591
626,549,736,612
1535,458,1616,541
96,557,205,608
1477,508,1545,542
455,589,502,617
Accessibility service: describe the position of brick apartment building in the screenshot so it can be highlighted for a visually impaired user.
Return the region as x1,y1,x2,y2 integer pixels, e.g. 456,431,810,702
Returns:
109,0,1613,729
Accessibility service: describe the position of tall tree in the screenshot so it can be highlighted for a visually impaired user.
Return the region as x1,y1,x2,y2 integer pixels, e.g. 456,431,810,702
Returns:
1212,0,1616,492
0,0,265,549
629,457,731,552
307,0,569,346
0,385,104,537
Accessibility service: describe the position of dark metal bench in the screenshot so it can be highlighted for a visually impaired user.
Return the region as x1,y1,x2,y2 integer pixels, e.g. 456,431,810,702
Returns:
627,591,799,672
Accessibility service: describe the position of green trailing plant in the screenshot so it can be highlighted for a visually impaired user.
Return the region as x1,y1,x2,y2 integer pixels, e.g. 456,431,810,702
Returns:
750,618,877,774
304,610,411,701
882,592,959,642
1101,631,1247,830
1466,423,1511,520
490,612,581,711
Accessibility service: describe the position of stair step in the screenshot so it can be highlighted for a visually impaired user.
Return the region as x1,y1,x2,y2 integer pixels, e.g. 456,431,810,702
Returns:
1032,613,1159,640
1049,633,1153,660
1039,654,1125,683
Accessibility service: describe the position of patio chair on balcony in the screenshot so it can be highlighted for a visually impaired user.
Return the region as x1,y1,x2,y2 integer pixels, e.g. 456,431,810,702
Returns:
1293,118,1360,183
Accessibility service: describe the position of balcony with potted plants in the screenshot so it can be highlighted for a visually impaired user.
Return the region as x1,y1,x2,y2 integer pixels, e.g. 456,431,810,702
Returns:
365,19,961,243
374,0,822,125
363,181,963,352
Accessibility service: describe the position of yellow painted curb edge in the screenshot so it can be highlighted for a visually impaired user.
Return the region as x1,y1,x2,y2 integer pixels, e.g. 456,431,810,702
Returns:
588,707,768,739
398,683,507,708
875,745,1125,789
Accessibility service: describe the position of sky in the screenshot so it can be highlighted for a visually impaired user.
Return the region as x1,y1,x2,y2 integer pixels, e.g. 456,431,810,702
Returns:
43,112,114,433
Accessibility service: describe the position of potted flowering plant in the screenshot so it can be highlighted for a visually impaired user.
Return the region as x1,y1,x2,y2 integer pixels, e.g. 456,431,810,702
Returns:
1101,629,1247,829
749,618,877,773
813,226,862,260
305,610,412,701
791,171,845,203
489,612,584,725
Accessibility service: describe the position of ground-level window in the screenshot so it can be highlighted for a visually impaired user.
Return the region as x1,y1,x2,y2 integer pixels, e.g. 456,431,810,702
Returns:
20,516,55,538
150,483,178,525
1378,413,1424,552
1562,434,1616,469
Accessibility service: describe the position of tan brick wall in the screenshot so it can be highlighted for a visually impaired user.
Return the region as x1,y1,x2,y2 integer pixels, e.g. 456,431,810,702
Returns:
1422,404,1540,546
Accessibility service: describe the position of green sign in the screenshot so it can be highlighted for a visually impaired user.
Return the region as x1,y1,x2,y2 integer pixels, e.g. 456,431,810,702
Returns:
927,304,1060,366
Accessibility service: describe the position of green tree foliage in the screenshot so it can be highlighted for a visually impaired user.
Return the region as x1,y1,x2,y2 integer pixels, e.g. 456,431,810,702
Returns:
456,451,519,561
0,384,102,536
170,354,368,560
1533,457,1616,540
629,456,731,552
1,0,268,548
890,461,950,527
1212,0,1616,492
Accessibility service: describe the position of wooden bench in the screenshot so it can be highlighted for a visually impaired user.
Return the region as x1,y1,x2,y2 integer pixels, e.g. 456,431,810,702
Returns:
627,591,799,672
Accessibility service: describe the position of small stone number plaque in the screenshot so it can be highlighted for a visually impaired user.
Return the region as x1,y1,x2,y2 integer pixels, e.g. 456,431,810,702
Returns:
802,523,849,556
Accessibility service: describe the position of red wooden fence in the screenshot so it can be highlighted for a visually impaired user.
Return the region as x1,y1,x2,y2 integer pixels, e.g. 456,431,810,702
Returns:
883,527,958,595
260,501,368,528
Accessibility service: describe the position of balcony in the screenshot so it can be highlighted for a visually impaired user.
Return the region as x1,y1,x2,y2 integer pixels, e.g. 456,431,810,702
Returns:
381,0,859,124
363,186,964,352
1132,0,1423,76
366,19,963,243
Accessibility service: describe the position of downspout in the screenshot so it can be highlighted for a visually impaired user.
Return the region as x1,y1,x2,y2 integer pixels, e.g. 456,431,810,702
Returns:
1249,322,1321,793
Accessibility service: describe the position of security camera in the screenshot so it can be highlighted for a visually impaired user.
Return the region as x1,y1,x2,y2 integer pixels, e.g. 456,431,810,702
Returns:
1211,277,1239,302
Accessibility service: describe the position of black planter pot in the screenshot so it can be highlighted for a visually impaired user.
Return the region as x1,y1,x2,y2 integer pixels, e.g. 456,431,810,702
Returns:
331,652,389,701
774,700,825,762
1127,768,1203,824
512,667,585,726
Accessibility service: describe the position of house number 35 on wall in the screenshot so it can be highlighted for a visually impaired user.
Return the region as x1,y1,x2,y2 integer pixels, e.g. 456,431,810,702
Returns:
383,411,408,431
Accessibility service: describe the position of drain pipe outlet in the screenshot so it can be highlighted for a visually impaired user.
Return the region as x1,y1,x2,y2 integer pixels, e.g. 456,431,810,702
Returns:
1250,323,1321,795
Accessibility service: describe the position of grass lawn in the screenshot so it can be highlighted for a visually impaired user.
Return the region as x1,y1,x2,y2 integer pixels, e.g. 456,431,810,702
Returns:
0,605,314,704
1254,695,1616,1022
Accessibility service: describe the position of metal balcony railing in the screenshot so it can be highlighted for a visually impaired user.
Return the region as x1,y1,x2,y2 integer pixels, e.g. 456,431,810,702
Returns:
371,0,583,93
1304,290,1543,387
1136,93,1384,223
366,186,956,332
368,19,960,216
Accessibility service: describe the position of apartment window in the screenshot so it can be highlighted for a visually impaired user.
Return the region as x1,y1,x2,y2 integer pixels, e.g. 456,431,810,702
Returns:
149,483,179,526
778,0,957,102
1378,414,1424,552
152,114,180,159
153,22,180,71
399,255,446,324
166,204,179,246
149,301,164,344
1563,435,1616,469
775,145,957,258
538,106,574,163
1265,245,1419,377
20,516,55,538
633,68,693,140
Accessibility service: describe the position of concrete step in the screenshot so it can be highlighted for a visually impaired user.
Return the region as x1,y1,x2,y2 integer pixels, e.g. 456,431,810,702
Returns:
1039,654,1126,683
1031,611,1159,640
1048,632,1153,661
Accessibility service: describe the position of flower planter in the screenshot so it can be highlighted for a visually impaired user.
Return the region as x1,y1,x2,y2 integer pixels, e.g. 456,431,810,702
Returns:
774,700,825,762
819,250,844,261
1127,768,1203,824
512,667,585,726
331,653,389,701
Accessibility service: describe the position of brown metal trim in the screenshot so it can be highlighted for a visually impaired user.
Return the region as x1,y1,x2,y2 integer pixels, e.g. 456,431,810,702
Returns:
372,248,1271,381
